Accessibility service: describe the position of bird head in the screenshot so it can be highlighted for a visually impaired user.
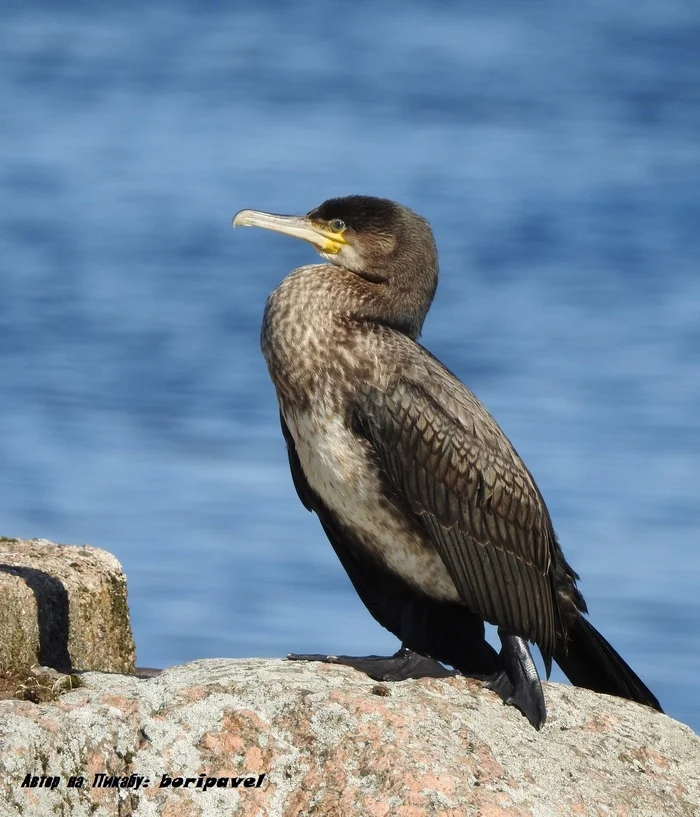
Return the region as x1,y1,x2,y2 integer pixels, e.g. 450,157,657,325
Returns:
233,195,438,338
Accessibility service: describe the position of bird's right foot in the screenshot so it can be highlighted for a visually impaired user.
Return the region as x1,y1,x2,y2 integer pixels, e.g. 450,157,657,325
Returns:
287,647,456,681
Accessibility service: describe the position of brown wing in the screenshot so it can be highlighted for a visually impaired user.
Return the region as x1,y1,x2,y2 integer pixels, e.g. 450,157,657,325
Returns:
354,376,563,657
279,412,503,676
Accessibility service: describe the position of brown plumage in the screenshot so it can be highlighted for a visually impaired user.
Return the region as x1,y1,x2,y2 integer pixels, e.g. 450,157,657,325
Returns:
233,195,662,728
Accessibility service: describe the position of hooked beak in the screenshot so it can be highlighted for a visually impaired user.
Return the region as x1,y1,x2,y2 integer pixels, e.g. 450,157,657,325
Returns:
232,209,346,254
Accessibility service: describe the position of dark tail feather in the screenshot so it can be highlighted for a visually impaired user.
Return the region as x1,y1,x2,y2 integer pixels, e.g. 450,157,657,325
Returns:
554,616,663,712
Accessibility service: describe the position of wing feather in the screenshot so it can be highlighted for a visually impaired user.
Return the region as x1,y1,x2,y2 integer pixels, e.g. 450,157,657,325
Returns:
355,377,561,655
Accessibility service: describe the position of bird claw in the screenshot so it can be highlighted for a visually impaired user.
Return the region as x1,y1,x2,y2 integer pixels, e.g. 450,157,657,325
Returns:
287,649,456,681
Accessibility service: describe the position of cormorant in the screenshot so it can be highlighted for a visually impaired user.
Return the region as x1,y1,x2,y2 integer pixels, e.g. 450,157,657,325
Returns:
232,195,662,729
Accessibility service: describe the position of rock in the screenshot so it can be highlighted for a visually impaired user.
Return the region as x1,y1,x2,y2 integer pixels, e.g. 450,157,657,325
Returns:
0,658,697,816
0,537,135,674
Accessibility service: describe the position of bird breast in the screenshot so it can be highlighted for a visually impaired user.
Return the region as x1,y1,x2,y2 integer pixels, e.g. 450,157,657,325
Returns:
263,264,459,601
283,405,460,604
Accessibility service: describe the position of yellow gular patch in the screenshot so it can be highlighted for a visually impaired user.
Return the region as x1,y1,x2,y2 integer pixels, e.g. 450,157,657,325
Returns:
321,238,345,254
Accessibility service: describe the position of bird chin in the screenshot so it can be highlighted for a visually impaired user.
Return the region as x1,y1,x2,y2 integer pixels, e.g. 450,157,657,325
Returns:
320,245,365,272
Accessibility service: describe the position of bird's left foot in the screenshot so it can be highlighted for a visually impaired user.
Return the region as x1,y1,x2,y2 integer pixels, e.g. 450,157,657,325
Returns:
287,647,456,681
487,631,547,730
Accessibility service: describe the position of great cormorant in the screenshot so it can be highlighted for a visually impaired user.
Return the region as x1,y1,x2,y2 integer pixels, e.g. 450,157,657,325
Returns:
232,195,662,729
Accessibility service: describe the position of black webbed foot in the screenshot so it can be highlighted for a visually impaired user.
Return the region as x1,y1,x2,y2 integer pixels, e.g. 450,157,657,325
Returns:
487,630,546,730
287,646,457,681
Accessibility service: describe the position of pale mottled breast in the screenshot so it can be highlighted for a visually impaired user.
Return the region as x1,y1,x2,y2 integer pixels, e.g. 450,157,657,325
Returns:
262,264,459,601
282,404,460,603
262,266,351,407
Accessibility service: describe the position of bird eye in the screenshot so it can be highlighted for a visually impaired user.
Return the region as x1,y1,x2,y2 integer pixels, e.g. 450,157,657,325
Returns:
329,219,346,233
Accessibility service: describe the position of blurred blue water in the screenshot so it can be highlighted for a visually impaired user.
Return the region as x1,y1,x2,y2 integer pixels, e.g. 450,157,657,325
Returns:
1,1,698,730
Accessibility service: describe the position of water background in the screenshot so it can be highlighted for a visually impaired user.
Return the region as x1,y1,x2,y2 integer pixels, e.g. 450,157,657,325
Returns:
2,1,698,731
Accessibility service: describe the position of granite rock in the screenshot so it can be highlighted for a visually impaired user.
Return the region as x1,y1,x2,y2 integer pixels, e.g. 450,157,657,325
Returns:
0,657,697,816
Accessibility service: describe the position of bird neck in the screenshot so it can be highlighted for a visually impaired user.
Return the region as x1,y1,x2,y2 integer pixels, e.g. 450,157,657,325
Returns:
261,264,405,409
